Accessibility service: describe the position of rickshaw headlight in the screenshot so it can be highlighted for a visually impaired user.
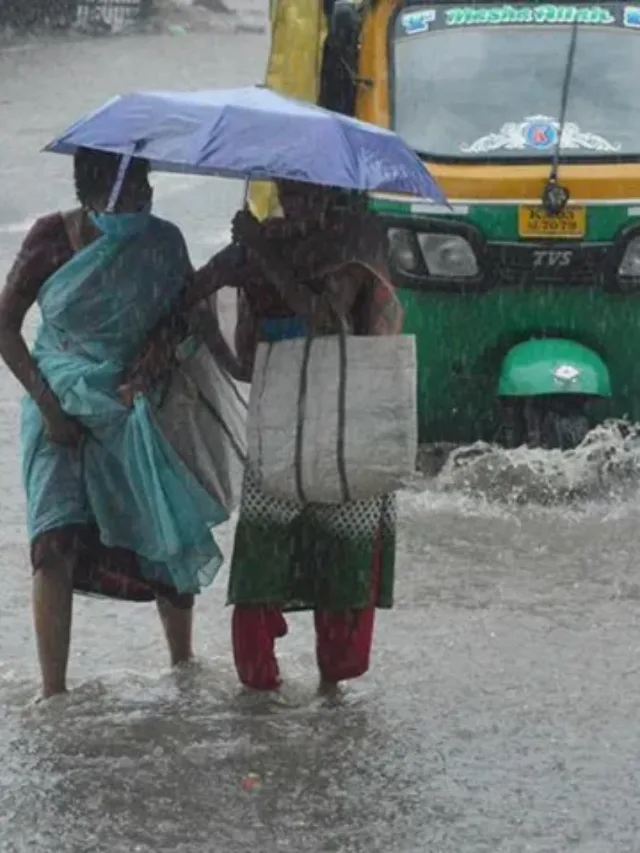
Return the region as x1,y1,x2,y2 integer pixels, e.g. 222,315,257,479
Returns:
388,228,425,274
618,236,640,278
418,233,479,278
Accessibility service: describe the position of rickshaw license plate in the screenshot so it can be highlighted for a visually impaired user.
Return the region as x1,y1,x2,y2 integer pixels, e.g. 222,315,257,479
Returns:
518,206,586,239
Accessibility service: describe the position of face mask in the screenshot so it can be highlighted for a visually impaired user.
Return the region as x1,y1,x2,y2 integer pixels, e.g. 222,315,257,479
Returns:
89,205,152,239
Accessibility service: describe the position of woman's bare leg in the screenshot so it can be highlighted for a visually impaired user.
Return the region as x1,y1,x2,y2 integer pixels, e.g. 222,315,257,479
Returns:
33,562,73,699
156,595,195,665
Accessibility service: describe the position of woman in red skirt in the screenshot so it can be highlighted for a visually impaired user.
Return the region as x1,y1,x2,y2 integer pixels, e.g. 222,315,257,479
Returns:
129,180,404,691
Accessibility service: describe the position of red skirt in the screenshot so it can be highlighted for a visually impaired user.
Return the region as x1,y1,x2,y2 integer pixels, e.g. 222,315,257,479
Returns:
231,534,383,689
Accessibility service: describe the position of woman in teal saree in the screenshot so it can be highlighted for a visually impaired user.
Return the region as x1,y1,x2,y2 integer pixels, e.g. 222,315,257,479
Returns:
0,148,228,698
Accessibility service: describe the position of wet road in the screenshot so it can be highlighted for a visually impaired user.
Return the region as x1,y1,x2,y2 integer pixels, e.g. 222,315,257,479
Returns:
2,29,640,853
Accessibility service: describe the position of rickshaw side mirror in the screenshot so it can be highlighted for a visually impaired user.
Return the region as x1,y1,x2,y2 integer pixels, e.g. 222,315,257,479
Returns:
329,0,361,46
320,0,362,115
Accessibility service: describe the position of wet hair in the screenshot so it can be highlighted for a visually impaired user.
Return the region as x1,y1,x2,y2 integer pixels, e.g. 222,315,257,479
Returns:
331,188,367,213
73,146,151,211
276,179,366,215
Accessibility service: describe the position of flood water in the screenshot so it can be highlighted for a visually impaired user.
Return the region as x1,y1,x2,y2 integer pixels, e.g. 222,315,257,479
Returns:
2,25,640,853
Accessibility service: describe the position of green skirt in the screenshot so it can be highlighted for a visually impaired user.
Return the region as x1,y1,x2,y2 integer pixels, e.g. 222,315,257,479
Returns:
228,472,396,611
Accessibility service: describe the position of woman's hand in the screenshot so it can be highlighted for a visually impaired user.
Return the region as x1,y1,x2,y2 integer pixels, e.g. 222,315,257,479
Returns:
43,404,85,448
231,210,264,250
118,355,154,407
117,380,143,408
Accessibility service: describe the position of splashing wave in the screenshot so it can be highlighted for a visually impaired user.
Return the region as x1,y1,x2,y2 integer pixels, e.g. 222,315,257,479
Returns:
414,419,640,507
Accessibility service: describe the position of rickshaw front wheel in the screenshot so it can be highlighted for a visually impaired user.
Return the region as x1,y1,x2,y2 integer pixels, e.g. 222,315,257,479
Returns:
498,396,592,451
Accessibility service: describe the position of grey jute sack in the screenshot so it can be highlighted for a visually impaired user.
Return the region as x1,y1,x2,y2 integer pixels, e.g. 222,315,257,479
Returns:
247,333,418,504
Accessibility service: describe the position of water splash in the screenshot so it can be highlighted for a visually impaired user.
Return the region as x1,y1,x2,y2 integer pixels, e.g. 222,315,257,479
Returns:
416,419,640,507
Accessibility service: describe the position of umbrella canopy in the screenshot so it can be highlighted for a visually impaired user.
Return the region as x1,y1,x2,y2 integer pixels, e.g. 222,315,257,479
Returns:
45,86,446,202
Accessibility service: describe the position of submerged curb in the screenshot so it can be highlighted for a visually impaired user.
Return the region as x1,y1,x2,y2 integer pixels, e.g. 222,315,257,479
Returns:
139,0,267,35
0,0,266,48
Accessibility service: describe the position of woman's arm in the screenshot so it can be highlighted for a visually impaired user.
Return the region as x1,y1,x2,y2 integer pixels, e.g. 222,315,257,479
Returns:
121,246,251,396
0,215,85,445
120,236,220,396
187,243,250,306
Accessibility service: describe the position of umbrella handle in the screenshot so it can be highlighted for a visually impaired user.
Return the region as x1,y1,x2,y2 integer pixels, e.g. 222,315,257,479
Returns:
106,143,139,213
107,154,132,213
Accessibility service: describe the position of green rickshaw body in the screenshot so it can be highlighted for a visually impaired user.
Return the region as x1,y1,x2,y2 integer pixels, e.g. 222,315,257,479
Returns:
371,197,640,444
359,0,640,446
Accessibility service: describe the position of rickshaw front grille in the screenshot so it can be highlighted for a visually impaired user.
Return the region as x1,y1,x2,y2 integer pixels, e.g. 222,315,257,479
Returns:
487,242,610,287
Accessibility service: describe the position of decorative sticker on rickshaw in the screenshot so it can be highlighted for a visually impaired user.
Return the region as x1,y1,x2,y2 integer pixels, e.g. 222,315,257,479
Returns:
394,3,637,38
460,115,621,154
401,9,436,34
554,365,581,383
443,5,616,27
623,5,640,27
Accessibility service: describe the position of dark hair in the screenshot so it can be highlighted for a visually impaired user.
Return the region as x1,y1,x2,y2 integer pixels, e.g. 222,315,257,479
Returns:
331,188,367,213
73,146,151,210
277,179,365,211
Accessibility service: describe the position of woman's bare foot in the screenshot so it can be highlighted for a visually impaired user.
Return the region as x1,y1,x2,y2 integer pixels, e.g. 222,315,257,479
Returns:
318,679,341,697
34,688,69,705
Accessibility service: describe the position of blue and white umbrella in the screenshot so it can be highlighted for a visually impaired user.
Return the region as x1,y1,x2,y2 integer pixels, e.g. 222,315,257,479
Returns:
45,86,446,202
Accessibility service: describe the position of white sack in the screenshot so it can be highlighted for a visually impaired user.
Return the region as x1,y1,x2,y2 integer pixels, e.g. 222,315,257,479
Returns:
247,334,417,504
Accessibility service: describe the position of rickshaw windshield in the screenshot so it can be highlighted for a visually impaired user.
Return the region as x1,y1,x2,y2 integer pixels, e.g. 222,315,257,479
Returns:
391,3,640,160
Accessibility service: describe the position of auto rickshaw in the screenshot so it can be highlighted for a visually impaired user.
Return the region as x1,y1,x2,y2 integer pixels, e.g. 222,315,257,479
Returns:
253,0,640,450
